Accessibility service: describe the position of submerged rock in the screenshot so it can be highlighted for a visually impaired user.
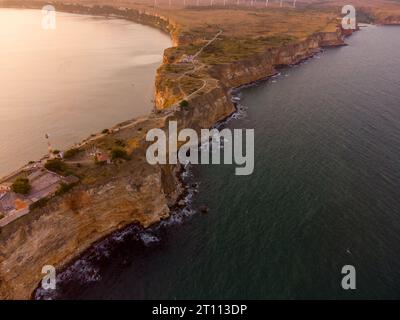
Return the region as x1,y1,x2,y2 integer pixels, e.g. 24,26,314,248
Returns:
200,205,209,214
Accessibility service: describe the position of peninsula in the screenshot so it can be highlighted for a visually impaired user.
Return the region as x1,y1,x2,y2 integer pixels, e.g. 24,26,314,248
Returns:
0,0,399,299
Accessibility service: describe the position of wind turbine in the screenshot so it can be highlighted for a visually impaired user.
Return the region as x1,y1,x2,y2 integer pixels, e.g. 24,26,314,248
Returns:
280,0,283,7
293,0,296,7
265,0,269,7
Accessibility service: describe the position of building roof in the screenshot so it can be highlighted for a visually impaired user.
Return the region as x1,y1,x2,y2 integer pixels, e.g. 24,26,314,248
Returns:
14,198,28,211
98,153,110,162
0,184,11,192
0,192,18,212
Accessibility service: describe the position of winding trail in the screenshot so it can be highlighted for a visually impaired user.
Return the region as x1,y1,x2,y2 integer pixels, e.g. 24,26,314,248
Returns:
178,30,223,100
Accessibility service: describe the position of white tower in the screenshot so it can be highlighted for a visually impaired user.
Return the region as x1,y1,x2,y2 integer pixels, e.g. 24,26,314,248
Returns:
45,133,53,159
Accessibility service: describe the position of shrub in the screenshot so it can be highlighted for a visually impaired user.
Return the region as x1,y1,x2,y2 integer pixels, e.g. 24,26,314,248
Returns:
115,139,126,147
111,147,130,160
11,178,31,195
179,100,189,109
29,198,49,211
64,148,80,159
102,129,110,134
45,159,71,176
55,182,74,196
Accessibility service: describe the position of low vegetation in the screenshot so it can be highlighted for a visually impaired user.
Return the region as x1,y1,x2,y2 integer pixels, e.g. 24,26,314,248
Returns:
180,77,203,96
115,139,127,147
64,191,88,214
111,147,130,160
45,159,73,176
29,198,49,211
55,182,75,196
64,148,80,159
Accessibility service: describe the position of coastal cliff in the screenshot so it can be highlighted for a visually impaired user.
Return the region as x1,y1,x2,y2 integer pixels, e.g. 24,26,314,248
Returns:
0,2,353,299
207,30,346,89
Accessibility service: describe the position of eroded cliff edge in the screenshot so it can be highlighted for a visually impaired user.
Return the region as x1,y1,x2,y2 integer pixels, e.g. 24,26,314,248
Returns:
0,1,362,299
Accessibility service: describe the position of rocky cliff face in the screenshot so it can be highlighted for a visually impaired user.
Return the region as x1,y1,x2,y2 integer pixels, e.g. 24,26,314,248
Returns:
156,28,347,115
0,159,182,299
0,2,350,300
214,30,347,88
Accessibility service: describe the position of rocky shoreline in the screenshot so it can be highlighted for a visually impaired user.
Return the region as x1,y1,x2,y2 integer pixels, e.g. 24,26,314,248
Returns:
0,1,381,300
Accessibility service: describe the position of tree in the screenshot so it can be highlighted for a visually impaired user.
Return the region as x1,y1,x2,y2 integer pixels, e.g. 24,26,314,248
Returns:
45,159,71,176
12,178,31,195
179,100,189,109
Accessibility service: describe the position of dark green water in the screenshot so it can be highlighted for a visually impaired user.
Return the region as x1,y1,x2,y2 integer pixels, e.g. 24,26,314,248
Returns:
42,25,400,299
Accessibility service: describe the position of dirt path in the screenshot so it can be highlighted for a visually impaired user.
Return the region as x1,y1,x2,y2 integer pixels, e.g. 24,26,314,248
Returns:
178,30,222,100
